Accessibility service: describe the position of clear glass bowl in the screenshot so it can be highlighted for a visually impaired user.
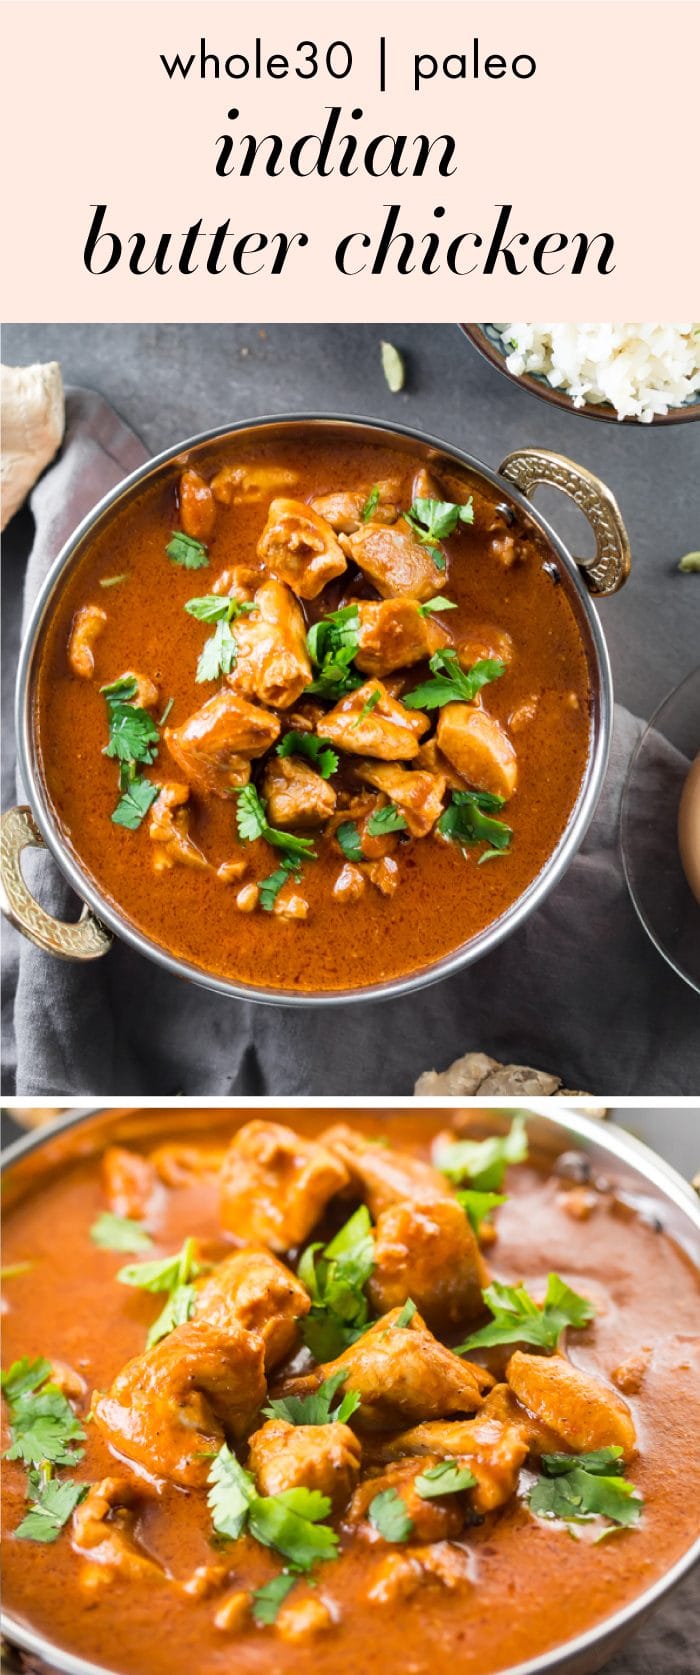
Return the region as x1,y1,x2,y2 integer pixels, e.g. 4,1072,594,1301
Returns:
620,667,700,994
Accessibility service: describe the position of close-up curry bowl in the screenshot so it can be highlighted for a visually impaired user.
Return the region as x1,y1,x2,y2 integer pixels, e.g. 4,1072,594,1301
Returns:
0,415,631,1003
1,1103,699,1675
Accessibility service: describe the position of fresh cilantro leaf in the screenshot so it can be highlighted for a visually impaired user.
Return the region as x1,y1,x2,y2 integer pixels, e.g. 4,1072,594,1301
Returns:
368,1488,413,1543
404,650,505,711
111,776,159,830
351,689,381,729
456,1271,595,1354
118,1236,203,1295
4,1391,85,1468
418,596,458,617
438,789,513,855
528,1450,643,1528
306,605,363,700
208,1447,338,1571
259,857,304,914
15,1475,87,1544
366,803,408,838
298,1207,375,1361
361,485,381,521
147,1282,197,1349
414,1461,477,1499
99,574,128,589
185,595,256,624
166,531,209,569
478,847,507,864
208,1445,257,1540
103,702,159,767
405,496,474,544
1,1358,53,1405
101,676,138,703
435,1113,529,1190
251,1572,298,1625
158,697,174,727
336,820,364,863
276,732,339,780
195,616,238,683
235,784,317,862
392,1299,417,1330
456,1190,507,1239
90,1212,153,1253
264,1370,361,1429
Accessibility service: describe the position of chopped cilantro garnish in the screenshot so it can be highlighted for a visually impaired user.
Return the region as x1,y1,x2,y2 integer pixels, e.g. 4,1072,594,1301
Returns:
98,574,128,589
417,596,458,617
276,731,338,779
251,1571,298,1624
392,1298,417,1330
434,1112,528,1189
111,776,159,830
368,1487,413,1543
361,485,381,522
528,1449,643,1529
456,1189,507,1239
117,1236,207,1348
15,1471,87,1543
437,789,513,856
414,1460,477,1499
351,688,381,730
264,1369,361,1428
298,1206,375,1361
101,679,160,828
366,803,408,838
403,649,504,711
208,1446,338,1570
405,496,474,544
258,857,304,914
336,820,365,864
235,784,317,862
90,1212,153,1253
306,605,362,700
166,531,209,569
456,1272,595,1355
2,1361,85,1468
185,594,257,683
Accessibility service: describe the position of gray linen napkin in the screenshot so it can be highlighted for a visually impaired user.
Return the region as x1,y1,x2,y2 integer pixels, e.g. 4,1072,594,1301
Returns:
3,392,699,1096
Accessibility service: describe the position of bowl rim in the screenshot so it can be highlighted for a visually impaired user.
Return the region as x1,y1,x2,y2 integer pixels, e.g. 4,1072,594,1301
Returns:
1,1099,699,1675
15,409,612,1008
460,325,700,426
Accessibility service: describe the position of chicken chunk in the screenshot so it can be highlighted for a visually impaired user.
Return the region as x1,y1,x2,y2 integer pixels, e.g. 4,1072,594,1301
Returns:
148,783,208,873
368,1415,527,1514
101,1145,159,1222
355,762,446,838
263,756,337,829
322,1124,454,1218
341,521,444,603
179,469,216,542
68,604,107,679
311,481,400,534
219,1121,349,1252
369,1199,489,1332
458,626,514,670
333,862,366,903
349,1456,466,1543
257,498,347,600
165,690,280,798
211,464,299,506
276,1598,334,1643
479,1382,562,1456
72,1478,161,1581
355,597,451,677
228,581,312,709
320,681,429,762
506,1351,637,1463
114,671,159,709
150,1142,226,1188
92,1320,266,1486
415,737,470,793
275,1308,492,1432
212,563,261,601
367,1542,472,1606
195,1249,310,1369
248,1418,361,1513
436,705,518,801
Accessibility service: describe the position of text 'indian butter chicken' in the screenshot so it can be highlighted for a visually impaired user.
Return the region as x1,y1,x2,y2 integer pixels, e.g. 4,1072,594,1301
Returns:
34,435,592,989
3,1112,700,1675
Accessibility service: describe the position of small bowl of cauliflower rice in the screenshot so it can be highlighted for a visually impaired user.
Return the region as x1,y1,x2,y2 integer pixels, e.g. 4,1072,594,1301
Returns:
462,323,700,423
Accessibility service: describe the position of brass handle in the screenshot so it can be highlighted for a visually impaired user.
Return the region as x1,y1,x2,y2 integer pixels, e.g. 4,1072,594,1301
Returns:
0,806,113,960
499,448,631,596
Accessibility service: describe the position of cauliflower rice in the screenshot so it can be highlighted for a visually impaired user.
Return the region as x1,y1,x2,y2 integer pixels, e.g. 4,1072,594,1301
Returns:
494,323,700,422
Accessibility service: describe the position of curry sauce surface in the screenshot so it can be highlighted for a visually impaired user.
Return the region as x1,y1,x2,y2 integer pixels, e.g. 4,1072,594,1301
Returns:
3,1109,700,1675
34,438,592,992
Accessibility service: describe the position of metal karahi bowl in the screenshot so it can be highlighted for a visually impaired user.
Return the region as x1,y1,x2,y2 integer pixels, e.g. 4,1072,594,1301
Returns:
0,414,632,1006
1,1101,699,1675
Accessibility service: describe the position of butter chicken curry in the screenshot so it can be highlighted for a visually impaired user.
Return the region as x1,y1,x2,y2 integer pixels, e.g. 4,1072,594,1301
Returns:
3,1110,700,1674
33,434,592,990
